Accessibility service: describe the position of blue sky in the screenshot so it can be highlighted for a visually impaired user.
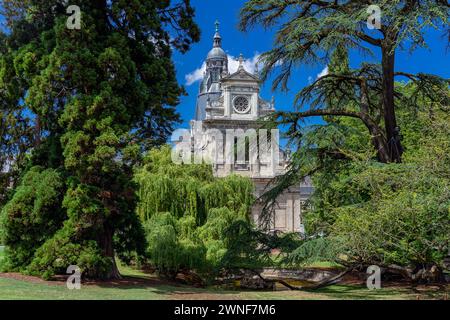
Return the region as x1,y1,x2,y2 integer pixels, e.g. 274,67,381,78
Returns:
0,1,448,130
174,0,450,129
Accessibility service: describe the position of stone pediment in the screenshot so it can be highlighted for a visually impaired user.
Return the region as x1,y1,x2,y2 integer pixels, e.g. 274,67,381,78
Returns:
222,67,260,82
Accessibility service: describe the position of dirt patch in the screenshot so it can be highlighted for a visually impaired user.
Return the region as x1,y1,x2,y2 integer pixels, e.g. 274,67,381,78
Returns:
0,272,179,289
168,292,242,300
78,275,179,288
0,272,64,286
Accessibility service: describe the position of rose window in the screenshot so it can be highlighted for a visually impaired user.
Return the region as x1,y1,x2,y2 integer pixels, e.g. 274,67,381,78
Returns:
233,96,249,113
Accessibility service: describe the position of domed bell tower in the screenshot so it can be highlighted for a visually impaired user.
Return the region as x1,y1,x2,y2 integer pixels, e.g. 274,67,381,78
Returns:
200,21,228,94
196,21,229,120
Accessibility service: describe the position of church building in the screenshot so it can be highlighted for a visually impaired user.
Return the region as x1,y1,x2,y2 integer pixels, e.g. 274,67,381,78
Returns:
187,22,312,233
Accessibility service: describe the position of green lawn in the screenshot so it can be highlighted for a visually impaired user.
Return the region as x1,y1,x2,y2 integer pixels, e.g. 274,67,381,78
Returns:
0,247,446,300
0,276,427,300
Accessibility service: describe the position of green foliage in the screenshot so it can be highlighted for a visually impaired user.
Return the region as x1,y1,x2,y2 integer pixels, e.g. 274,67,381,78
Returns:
198,207,249,269
286,238,341,267
329,116,450,267
143,207,282,280
27,233,111,280
240,0,449,163
0,0,200,279
301,92,450,270
135,146,213,223
0,166,65,271
201,175,255,219
242,4,450,268
137,146,262,278
0,33,33,206
240,0,448,91
136,146,254,224
144,213,206,278
215,221,306,270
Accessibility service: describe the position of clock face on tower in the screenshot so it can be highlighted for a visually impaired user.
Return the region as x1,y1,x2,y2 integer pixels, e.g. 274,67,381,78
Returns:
233,96,250,114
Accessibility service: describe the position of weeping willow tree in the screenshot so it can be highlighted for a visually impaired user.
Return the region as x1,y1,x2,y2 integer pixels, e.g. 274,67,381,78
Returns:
135,145,255,224
144,213,206,279
135,146,258,279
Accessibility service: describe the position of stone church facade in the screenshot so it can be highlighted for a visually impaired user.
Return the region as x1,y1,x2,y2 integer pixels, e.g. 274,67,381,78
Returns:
187,22,312,233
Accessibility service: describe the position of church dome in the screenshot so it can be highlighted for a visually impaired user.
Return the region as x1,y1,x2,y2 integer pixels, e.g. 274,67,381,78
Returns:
207,46,227,60
207,23,227,60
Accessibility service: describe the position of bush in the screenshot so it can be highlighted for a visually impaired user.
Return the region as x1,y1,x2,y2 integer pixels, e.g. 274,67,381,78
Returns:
331,164,450,269
0,166,65,271
1,166,118,279
27,227,112,280
301,113,450,274
144,213,206,278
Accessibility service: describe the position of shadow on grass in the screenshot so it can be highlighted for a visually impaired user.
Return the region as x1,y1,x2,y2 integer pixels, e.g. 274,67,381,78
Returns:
90,274,245,298
307,285,406,300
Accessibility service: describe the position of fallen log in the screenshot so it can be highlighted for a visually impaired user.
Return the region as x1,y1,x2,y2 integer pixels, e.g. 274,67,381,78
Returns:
248,268,351,291
307,269,351,290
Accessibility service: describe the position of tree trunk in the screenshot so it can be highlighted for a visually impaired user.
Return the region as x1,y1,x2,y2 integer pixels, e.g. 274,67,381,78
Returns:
99,225,121,279
367,124,390,163
386,264,444,283
381,45,402,162
360,79,390,163
248,268,350,291
307,269,351,290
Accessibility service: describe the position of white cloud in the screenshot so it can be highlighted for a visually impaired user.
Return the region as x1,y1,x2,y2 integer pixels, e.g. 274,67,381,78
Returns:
185,52,262,86
316,66,329,79
185,62,206,86
228,52,261,74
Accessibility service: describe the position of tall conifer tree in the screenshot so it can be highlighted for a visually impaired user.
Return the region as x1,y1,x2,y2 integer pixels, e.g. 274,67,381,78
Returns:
0,0,200,278
240,0,449,163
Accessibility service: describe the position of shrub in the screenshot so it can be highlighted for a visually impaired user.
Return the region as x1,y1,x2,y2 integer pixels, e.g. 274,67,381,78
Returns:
27,226,113,280
0,166,65,271
144,213,206,278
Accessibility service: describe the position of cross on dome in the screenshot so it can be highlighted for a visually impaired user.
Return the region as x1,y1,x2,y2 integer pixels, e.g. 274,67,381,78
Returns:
215,20,220,33
213,20,222,48
237,53,245,70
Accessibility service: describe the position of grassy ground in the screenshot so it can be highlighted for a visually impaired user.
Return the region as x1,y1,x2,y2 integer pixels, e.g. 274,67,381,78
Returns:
0,247,447,300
